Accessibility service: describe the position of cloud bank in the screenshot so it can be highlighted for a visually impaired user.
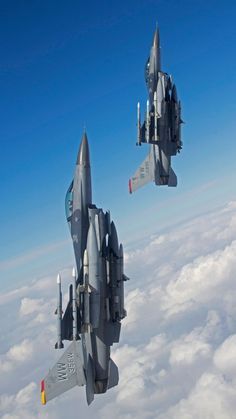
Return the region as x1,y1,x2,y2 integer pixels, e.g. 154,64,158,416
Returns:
0,201,236,418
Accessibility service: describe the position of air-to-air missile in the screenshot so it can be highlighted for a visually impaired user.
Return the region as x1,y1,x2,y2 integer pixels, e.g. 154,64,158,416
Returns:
129,26,183,193
41,133,128,406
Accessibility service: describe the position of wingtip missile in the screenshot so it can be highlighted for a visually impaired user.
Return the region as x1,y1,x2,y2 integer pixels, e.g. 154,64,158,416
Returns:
72,266,78,341
137,102,141,145
55,273,64,349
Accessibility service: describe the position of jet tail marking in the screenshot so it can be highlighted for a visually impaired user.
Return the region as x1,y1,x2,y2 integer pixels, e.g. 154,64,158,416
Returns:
129,147,155,193
41,340,85,405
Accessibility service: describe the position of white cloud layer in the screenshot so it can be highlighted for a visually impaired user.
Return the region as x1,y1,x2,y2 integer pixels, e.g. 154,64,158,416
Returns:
0,201,236,418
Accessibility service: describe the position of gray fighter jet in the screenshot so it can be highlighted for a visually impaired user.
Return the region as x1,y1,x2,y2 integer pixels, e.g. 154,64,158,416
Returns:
41,133,128,406
129,27,183,193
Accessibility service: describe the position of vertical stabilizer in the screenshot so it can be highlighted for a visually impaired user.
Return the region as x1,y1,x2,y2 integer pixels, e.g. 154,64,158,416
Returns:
168,167,177,187
41,341,85,405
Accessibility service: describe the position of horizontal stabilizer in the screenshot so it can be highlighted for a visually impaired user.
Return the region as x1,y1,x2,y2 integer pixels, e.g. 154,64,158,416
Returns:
107,358,119,390
41,340,85,405
129,148,154,193
168,167,177,187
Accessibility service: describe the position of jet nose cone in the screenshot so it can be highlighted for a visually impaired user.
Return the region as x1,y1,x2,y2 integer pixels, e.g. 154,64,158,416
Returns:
153,27,160,47
77,132,90,166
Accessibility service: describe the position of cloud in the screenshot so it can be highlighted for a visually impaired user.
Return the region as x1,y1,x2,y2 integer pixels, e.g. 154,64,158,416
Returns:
159,372,236,419
7,339,34,363
0,339,34,373
19,298,44,316
0,382,52,419
213,334,236,376
0,201,236,418
162,239,236,316
15,382,37,407
169,332,211,366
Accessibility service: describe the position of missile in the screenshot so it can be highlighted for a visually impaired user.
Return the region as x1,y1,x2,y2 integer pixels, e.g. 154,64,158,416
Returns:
109,250,119,321
146,100,150,143
154,91,158,142
55,274,64,349
119,244,126,319
94,213,101,251
87,221,100,328
83,248,89,279
156,76,164,117
98,211,106,248
137,102,141,145
109,221,119,257
72,267,78,340
108,221,121,321
82,249,91,332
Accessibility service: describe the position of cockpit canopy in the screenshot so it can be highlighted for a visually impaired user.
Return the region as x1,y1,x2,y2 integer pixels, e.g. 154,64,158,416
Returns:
65,181,73,229
145,57,150,86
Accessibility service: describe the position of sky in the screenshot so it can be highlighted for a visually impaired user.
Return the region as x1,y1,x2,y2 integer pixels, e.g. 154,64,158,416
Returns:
1,0,236,288
0,0,236,417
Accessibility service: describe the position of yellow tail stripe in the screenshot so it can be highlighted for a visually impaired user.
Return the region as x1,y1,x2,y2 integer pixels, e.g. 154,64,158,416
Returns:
41,390,46,405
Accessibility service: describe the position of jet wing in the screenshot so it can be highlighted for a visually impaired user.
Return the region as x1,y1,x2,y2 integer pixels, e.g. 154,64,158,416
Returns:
129,147,155,193
41,341,85,405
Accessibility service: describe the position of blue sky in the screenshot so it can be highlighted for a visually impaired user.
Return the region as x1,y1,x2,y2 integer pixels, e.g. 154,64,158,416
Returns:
1,0,236,290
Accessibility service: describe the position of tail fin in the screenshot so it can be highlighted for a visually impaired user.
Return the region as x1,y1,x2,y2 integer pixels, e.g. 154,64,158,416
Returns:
155,164,177,187
129,147,155,193
41,340,85,405
168,167,177,187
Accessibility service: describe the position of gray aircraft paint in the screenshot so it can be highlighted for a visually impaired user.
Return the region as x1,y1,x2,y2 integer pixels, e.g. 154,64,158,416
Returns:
129,27,183,193
55,274,63,349
70,135,92,275
41,134,128,406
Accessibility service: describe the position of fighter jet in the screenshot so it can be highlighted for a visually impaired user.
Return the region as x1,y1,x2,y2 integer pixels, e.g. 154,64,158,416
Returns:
41,133,128,406
129,27,183,193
